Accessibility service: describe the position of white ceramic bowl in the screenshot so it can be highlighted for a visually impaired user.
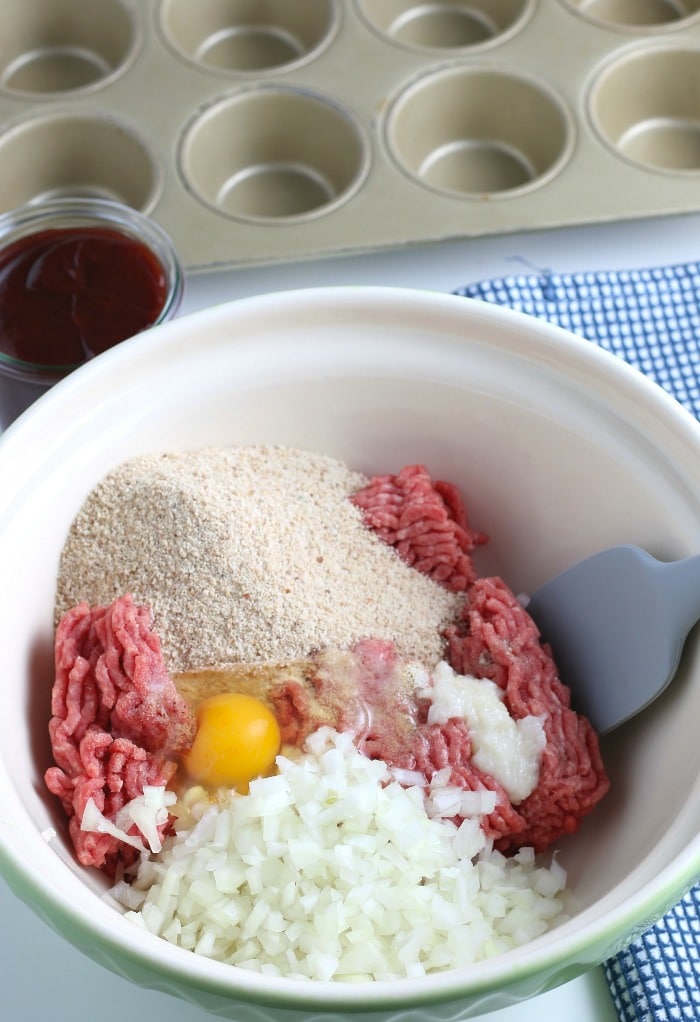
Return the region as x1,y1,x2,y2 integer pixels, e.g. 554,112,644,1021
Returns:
0,287,699,1021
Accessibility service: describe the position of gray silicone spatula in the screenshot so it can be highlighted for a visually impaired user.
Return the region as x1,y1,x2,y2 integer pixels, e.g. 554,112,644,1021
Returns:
525,545,700,735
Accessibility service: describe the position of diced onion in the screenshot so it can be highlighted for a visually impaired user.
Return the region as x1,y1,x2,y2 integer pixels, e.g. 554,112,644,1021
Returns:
110,728,568,981
82,785,176,854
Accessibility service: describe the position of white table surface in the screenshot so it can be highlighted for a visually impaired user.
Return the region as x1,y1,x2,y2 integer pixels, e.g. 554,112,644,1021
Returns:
6,211,700,1020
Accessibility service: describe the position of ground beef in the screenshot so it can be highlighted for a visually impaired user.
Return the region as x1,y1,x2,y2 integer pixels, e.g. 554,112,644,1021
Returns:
347,592,608,853
444,576,609,851
268,679,314,747
342,638,418,762
354,466,610,853
412,717,528,843
349,464,487,592
344,639,529,843
45,594,195,874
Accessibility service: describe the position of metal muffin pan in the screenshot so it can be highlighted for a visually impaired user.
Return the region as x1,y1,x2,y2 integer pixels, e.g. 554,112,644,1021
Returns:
0,0,700,272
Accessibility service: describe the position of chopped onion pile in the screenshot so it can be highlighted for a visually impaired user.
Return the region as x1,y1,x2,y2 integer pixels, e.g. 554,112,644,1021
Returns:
110,728,568,981
83,785,176,854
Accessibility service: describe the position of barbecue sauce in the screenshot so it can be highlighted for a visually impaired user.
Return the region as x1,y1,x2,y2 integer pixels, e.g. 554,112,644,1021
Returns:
0,226,169,368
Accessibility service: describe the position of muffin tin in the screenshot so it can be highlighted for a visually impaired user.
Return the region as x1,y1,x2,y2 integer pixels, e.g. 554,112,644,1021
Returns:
1,0,700,272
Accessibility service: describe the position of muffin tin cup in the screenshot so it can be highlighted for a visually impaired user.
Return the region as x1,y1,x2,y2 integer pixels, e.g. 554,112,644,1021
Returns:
0,0,139,96
589,42,700,173
159,0,340,75
0,109,163,212
357,0,535,51
562,0,700,32
384,64,575,198
179,86,371,222
0,1,697,270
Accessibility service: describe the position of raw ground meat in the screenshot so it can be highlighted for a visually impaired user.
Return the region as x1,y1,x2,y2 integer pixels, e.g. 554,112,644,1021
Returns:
350,463,487,591
443,577,609,851
340,637,537,846
353,466,610,852
45,594,195,874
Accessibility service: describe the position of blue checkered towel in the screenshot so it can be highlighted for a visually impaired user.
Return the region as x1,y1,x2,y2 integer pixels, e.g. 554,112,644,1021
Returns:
454,265,700,1022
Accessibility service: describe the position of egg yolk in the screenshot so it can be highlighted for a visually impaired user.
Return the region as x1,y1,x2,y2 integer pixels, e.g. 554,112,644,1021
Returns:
184,692,281,791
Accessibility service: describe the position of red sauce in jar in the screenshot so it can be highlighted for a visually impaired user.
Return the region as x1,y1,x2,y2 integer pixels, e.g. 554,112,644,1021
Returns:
0,226,169,369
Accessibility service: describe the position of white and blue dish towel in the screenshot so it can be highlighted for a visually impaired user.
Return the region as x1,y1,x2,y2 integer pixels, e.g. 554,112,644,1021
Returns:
455,265,700,1022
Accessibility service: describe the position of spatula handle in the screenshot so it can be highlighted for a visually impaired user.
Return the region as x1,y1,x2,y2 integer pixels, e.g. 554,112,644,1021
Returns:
659,554,700,639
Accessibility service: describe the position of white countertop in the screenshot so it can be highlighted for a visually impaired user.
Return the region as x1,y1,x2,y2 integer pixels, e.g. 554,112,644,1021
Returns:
6,210,700,1020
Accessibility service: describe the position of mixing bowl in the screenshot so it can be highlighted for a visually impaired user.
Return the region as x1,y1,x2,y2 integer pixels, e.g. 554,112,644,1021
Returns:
0,286,698,1020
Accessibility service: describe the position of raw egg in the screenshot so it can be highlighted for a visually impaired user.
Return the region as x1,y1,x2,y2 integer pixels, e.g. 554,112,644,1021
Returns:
184,692,281,791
